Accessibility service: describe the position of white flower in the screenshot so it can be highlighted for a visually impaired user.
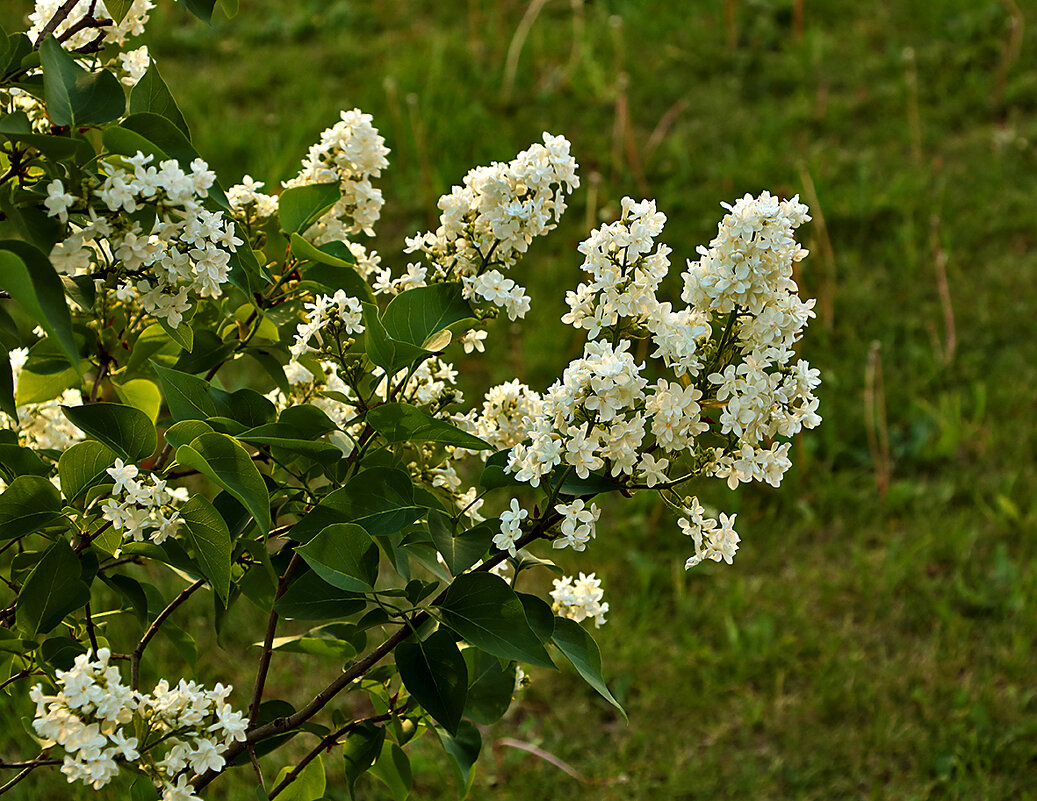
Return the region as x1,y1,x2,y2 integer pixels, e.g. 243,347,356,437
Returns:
493,498,528,556
44,179,76,223
461,329,487,354
550,572,609,627
553,499,600,552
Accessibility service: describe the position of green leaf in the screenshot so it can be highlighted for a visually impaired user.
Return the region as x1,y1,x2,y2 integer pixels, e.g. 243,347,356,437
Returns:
101,0,134,23
129,776,160,801
0,443,49,480
436,720,482,796
58,440,117,504
179,494,231,602
14,364,79,405
209,387,276,428
160,316,194,351
382,283,475,350
236,423,342,465
291,467,420,542
163,419,214,450
361,303,428,374
176,432,270,533
291,233,374,305
152,363,217,421
463,647,516,725
0,244,80,373
295,523,379,593
323,467,421,537
478,450,520,490
436,573,554,669
342,722,385,797
61,402,157,463
367,403,491,450
370,742,412,801
174,329,232,376
396,629,467,735
16,539,90,637
41,635,87,669
112,378,162,423
267,634,356,660
278,182,340,235
550,617,627,719
100,573,148,623
127,323,180,373
274,570,366,621
102,123,169,163
517,592,555,643
128,62,189,136
427,511,491,576
180,0,218,22
0,475,62,539
0,121,94,163
271,753,325,801
39,37,124,127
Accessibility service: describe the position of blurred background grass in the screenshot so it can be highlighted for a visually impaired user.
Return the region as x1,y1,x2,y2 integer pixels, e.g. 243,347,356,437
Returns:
3,0,1037,799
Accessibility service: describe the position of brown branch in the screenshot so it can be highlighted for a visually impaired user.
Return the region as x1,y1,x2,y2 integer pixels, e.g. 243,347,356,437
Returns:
248,553,300,726
0,754,60,795
34,0,83,47
0,670,40,692
83,603,100,654
56,1,111,46
131,579,205,689
267,711,395,800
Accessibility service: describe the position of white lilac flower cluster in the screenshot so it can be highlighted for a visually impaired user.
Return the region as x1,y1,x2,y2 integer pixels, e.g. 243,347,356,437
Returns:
684,192,822,490
29,648,247,800
0,347,84,454
550,572,609,627
396,133,579,320
44,152,242,328
284,108,390,241
118,46,151,86
226,175,279,221
493,498,528,555
100,458,187,545
502,192,820,569
506,339,649,487
286,290,365,384
455,379,543,454
679,497,740,567
28,0,154,50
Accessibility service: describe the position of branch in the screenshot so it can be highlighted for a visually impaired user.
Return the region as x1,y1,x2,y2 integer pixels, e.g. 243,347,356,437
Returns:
34,0,83,47
194,521,556,792
248,554,300,725
131,579,205,689
267,711,395,800
0,754,60,796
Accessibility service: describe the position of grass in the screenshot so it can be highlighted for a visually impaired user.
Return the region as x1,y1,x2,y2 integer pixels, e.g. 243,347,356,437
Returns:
3,0,1037,799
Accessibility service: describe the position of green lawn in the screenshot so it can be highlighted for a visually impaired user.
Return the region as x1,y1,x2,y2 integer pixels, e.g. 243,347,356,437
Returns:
3,0,1036,799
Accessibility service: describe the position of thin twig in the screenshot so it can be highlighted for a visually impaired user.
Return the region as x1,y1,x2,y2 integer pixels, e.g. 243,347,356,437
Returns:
84,603,100,654
131,579,205,689
34,0,83,46
0,754,60,796
248,554,300,726
267,711,395,800
0,669,38,692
